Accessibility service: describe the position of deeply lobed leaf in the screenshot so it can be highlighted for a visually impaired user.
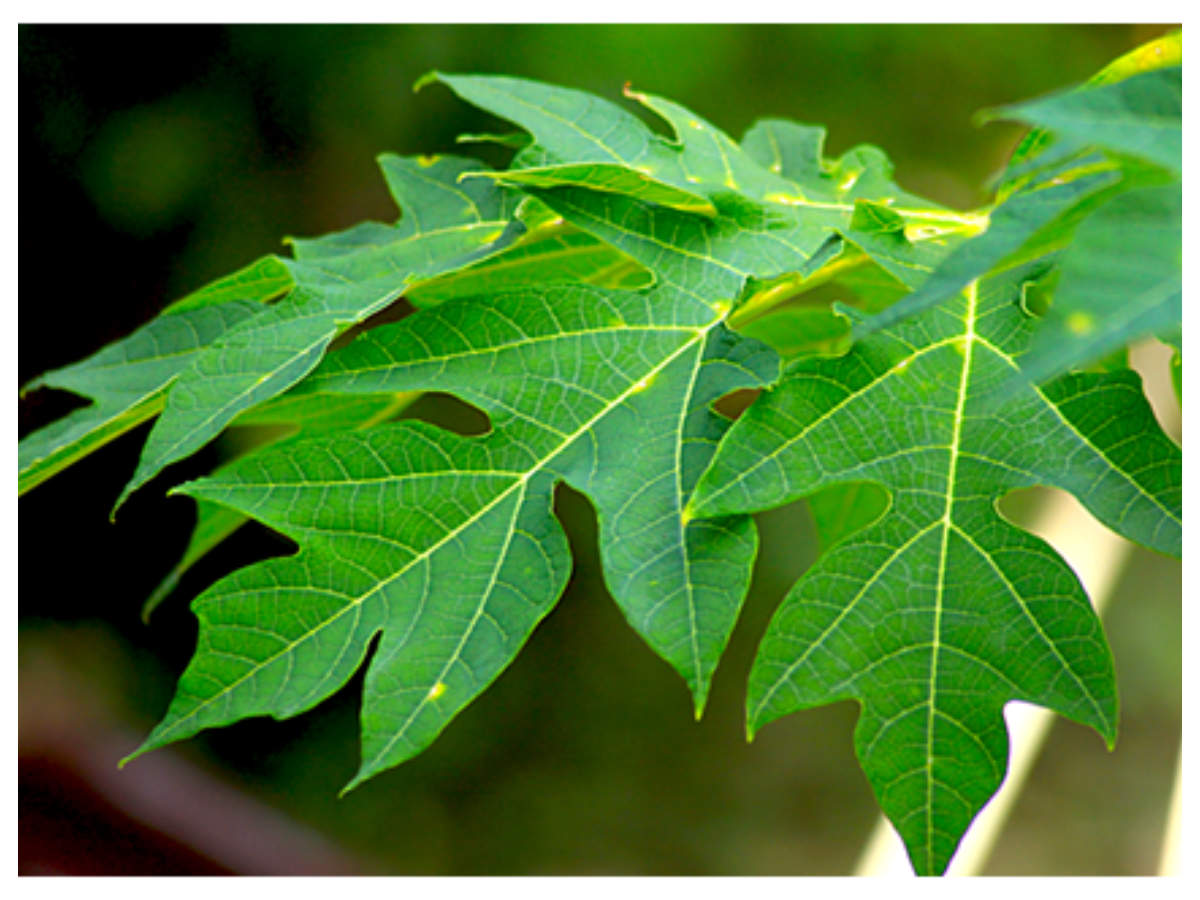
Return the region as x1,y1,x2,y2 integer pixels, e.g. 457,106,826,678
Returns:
125,282,778,787
690,260,1180,874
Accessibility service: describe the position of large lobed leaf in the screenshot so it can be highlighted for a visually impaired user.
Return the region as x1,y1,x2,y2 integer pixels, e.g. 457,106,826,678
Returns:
689,259,1181,874
124,282,777,788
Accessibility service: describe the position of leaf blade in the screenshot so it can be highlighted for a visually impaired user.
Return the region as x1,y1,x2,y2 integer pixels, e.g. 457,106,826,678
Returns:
691,258,1180,873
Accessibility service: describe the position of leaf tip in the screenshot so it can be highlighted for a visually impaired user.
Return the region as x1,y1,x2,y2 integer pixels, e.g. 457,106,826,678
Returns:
339,773,368,799
142,567,182,624
412,70,442,94
109,490,132,523
691,686,710,722
19,376,45,399
117,743,148,770
972,105,1002,129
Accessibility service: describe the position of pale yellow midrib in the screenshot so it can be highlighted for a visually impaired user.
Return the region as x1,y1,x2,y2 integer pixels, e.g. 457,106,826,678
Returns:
924,280,978,872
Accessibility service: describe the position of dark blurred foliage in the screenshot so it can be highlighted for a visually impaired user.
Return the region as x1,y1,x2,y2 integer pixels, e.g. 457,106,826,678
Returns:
19,23,1179,875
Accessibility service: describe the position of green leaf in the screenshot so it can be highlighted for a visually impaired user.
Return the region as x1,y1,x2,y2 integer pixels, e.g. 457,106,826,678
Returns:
690,261,1181,875
142,390,418,621
18,300,264,496
1019,183,1181,384
424,73,718,215
849,198,906,236
1001,31,1181,190
984,67,1181,176
113,154,520,510
161,255,294,314
806,482,889,551
405,197,653,304
430,73,981,304
858,158,1120,340
125,281,778,788
873,46,1182,384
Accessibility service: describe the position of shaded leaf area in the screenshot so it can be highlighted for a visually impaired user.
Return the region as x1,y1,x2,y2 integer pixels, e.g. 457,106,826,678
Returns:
689,259,1181,874
430,73,982,310
1020,183,1180,385
865,41,1180,385
125,282,778,790
986,66,1181,176
1000,30,1181,183
113,154,521,509
19,154,518,504
18,300,264,496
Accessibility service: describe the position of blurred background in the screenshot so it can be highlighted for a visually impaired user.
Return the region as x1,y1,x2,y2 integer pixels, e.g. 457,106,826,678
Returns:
19,23,1180,875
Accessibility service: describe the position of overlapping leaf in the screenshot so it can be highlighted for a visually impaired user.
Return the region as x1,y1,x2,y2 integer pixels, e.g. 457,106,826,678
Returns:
124,74,1007,800
983,65,1181,385
689,260,1181,874
112,154,524,509
20,154,519,503
427,73,983,308
865,39,1181,384
19,299,266,495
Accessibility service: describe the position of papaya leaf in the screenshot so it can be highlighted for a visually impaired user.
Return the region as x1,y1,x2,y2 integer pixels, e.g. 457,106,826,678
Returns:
18,300,264,496
1000,31,1179,195
689,260,1181,875
161,255,294,314
983,67,1181,177
426,73,983,304
127,73,995,797
421,73,719,216
868,38,1181,384
111,154,521,511
142,390,418,621
124,281,778,789
405,197,653,304
1019,182,1181,385
856,157,1120,340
